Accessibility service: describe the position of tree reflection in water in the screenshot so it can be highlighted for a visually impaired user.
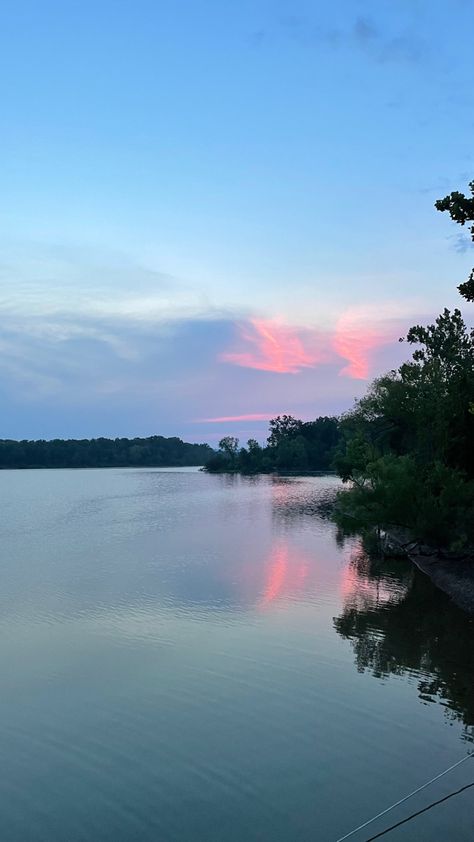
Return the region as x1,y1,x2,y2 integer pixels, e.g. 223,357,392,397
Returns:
334,544,474,741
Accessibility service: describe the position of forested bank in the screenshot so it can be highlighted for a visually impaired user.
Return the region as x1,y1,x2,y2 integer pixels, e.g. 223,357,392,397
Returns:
0,436,213,469
204,415,341,474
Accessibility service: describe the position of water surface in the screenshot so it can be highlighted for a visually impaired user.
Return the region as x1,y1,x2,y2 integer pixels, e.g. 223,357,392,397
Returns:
1,468,473,841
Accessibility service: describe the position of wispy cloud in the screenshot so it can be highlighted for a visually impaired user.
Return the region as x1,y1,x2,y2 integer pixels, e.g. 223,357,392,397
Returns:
0,242,207,324
257,12,427,65
333,304,420,380
196,413,276,423
220,309,418,381
449,233,473,255
220,318,328,374
352,16,425,64
333,327,388,379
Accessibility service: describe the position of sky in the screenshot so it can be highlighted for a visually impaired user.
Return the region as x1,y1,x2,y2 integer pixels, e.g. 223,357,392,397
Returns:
1,0,473,444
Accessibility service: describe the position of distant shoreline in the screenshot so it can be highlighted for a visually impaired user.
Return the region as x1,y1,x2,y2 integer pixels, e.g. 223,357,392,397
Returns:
0,435,213,471
202,467,337,477
0,464,205,471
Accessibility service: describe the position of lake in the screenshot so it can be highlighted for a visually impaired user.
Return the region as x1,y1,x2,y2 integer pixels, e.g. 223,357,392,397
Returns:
1,467,473,841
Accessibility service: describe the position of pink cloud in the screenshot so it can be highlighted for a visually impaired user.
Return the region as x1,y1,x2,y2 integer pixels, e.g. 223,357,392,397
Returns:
220,318,327,374
196,413,275,423
333,307,411,380
219,307,419,383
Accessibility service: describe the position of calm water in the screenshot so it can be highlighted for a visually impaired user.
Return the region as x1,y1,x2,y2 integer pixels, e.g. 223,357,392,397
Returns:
1,468,473,841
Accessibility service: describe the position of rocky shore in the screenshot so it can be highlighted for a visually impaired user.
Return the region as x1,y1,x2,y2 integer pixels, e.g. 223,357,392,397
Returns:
382,529,474,615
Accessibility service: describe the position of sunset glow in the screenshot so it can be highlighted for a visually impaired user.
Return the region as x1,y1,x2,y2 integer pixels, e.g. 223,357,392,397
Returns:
333,308,404,380
221,319,325,374
260,544,289,606
333,328,385,379
259,541,312,608
196,413,275,423
220,311,410,384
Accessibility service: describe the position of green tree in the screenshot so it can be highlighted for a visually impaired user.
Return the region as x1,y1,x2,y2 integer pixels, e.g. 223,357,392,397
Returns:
334,309,474,549
205,417,341,474
276,436,308,471
242,438,263,472
218,436,240,466
400,309,474,474
267,415,302,448
436,179,474,301
301,416,340,470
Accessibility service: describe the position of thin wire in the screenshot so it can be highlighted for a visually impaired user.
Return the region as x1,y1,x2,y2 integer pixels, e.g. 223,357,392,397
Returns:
362,781,474,842
335,753,473,842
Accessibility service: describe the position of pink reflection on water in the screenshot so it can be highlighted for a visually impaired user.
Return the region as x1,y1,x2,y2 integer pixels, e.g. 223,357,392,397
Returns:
260,543,289,606
259,541,312,609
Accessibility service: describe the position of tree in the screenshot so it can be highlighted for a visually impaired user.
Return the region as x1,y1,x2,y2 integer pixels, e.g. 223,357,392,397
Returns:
235,439,261,473
205,417,342,474
267,415,302,448
300,416,340,470
400,309,474,474
436,179,474,301
218,436,240,466
334,308,474,549
276,436,308,470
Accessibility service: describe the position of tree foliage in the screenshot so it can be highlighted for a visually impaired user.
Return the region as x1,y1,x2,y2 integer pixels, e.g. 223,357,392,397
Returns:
218,436,240,457
334,308,474,550
436,179,474,301
267,415,302,447
205,416,341,474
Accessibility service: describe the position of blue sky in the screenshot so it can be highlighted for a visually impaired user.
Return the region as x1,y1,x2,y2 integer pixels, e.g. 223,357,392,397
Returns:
1,0,473,443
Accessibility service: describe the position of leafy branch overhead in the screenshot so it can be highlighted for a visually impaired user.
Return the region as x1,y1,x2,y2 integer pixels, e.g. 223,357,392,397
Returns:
436,180,474,301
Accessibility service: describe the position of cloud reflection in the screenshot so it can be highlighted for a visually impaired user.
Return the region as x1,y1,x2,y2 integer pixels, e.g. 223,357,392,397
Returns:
259,540,312,609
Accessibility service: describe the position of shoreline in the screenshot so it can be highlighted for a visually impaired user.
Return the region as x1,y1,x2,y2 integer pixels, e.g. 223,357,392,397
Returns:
382,530,474,615
410,553,474,615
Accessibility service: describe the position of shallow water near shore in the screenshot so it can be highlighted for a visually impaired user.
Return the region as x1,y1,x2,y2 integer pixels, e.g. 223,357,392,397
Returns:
1,467,473,841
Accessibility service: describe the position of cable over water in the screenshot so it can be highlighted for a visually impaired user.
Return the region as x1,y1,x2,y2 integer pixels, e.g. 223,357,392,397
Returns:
363,781,474,841
335,753,473,842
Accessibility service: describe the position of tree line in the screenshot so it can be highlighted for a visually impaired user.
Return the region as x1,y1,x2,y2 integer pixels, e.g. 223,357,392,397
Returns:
205,415,341,474
0,435,213,469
